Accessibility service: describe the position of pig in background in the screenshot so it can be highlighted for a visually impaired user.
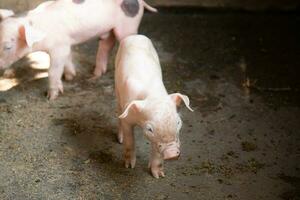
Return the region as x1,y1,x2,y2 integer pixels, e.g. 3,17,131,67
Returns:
115,35,193,178
0,0,157,100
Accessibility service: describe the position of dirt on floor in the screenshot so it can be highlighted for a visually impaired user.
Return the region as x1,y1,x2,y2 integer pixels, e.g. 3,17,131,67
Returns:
0,10,300,200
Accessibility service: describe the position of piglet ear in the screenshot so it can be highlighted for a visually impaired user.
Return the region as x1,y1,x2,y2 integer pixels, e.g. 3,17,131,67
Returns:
170,93,194,112
19,22,46,47
0,9,15,21
119,100,145,119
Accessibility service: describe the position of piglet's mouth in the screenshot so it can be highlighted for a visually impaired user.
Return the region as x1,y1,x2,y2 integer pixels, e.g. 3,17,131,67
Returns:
164,154,180,161
162,148,181,160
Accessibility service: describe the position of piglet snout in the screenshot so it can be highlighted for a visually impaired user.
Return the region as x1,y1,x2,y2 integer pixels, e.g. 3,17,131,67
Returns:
159,142,181,160
163,148,180,160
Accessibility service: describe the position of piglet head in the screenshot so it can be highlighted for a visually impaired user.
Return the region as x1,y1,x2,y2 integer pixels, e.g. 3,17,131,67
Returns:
119,93,193,160
0,10,45,69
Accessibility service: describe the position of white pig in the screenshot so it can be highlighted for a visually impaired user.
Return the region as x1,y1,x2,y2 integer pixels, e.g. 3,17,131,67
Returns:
0,0,156,100
115,35,193,178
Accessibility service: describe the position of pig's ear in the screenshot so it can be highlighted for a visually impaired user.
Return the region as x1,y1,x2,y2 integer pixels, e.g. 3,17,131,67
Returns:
119,100,145,119
170,93,194,112
19,22,46,47
0,9,15,21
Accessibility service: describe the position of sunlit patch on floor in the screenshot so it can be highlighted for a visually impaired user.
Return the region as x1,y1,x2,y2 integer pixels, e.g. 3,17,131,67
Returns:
28,51,50,81
27,51,50,70
0,51,50,91
0,78,19,91
33,72,49,80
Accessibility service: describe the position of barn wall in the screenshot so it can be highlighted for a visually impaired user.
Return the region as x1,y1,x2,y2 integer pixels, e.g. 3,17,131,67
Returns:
0,0,299,12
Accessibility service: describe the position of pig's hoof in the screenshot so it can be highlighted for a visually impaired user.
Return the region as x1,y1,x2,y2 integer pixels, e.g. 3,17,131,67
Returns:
125,158,136,169
94,64,107,76
151,166,165,179
125,155,136,169
47,87,63,100
47,92,58,100
47,89,59,100
87,75,102,82
117,133,123,144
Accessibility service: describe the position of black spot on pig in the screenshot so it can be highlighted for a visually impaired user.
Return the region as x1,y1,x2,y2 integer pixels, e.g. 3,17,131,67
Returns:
73,0,85,4
121,0,140,17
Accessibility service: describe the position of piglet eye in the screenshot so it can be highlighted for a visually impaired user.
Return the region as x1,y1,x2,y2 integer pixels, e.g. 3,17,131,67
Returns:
3,43,12,51
4,46,12,51
177,120,182,127
147,127,153,133
146,124,154,133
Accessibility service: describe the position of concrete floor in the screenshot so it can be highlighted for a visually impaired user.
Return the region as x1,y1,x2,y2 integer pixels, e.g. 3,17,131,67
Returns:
0,10,300,200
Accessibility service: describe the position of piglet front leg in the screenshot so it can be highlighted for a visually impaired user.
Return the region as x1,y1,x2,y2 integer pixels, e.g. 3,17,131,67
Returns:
63,53,76,81
47,47,70,100
121,121,136,168
149,145,165,178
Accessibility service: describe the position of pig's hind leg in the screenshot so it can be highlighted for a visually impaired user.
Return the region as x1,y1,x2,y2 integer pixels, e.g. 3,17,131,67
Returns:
91,33,116,79
91,16,141,80
117,103,124,144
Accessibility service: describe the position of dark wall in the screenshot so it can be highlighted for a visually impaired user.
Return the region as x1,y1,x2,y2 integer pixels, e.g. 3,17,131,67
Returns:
0,0,299,12
149,0,300,11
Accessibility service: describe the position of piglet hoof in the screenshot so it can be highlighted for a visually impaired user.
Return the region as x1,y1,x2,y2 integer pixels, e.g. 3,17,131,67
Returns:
47,86,64,100
151,165,165,179
47,90,59,100
87,74,102,82
117,133,123,144
88,65,106,81
124,154,136,169
125,158,136,169
95,63,107,75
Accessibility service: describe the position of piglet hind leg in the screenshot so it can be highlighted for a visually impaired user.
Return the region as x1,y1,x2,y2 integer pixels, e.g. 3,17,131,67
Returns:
149,145,165,178
47,46,71,100
118,120,124,144
90,33,116,80
122,122,136,168
117,104,124,144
